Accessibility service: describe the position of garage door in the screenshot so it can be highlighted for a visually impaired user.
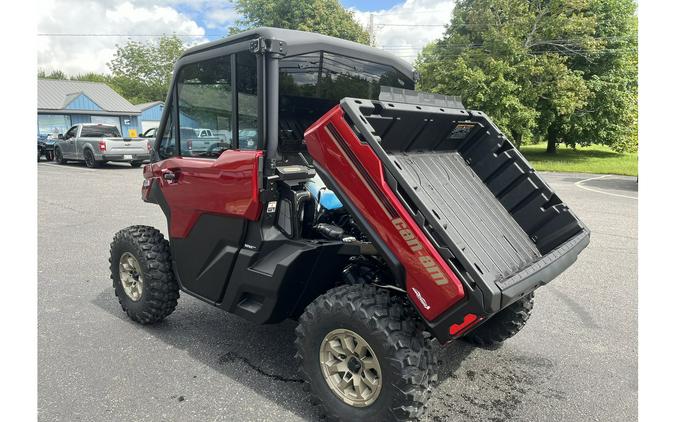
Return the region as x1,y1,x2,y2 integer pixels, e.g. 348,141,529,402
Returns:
141,120,160,133
91,116,121,132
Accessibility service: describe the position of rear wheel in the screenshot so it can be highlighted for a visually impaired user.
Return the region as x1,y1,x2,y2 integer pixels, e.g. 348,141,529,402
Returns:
84,149,100,168
109,225,179,324
295,284,436,421
463,292,534,347
54,147,66,164
130,161,143,168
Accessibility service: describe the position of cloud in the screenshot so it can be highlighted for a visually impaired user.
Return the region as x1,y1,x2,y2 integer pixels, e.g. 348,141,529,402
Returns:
37,0,450,75
204,6,239,29
37,0,208,75
351,0,454,63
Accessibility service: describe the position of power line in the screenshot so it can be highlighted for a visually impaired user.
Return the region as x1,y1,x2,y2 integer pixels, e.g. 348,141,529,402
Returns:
376,23,446,27
38,33,215,37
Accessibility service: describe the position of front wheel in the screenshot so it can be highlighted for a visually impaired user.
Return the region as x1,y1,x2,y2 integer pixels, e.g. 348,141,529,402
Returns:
109,225,180,324
54,147,67,164
45,151,54,161
295,284,436,421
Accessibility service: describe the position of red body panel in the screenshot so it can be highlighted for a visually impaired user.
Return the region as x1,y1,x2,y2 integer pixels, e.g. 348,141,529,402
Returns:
146,150,262,238
304,106,465,320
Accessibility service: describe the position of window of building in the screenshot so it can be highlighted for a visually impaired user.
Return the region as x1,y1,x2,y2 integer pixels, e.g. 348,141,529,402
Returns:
177,55,233,158
38,115,71,137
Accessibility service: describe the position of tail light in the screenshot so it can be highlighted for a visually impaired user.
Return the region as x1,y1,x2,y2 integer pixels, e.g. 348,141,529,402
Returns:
98,141,106,151
449,313,482,336
187,139,192,150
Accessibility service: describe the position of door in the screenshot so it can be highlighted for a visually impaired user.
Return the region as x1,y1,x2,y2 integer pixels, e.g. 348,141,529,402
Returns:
91,116,121,133
61,125,78,158
141,120,159,133
150,51,262,303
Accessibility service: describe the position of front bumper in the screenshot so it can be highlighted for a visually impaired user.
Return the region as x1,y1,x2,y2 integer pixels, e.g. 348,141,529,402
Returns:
98,153,150,162
427,230,590,344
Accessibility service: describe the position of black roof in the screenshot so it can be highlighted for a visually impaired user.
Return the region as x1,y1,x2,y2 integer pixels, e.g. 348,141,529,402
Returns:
183,27,414,81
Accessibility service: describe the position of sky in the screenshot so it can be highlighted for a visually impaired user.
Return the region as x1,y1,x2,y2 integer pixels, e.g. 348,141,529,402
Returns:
37,0,455,75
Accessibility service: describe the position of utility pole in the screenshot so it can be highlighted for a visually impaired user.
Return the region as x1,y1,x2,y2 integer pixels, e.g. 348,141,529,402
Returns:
368,13,375,47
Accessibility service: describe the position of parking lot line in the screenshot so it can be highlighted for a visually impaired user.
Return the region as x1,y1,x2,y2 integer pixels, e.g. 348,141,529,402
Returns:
39,163,97,172
574,174,638,200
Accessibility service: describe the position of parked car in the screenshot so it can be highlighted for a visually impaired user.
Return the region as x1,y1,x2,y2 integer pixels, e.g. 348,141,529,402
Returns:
108,28,589,421
54,123,150,168
195,128,214,138
141,127,157,139
37,134,55,161
180,127,231,157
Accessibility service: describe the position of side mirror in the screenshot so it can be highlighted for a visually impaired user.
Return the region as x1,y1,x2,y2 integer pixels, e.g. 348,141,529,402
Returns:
58,134,64,140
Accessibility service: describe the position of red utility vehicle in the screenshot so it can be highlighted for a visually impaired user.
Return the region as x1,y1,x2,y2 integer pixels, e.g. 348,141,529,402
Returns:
110,27,589,421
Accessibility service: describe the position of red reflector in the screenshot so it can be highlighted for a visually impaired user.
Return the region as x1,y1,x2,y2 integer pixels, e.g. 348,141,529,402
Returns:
98,141,106,151
449,313,480,336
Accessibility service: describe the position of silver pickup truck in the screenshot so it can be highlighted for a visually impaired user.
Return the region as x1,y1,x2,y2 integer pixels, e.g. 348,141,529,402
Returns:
54,123,150,168
180,127,232,157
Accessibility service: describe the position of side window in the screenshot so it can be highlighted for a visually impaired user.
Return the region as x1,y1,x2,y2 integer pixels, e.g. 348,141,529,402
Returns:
158,111,176,159
177,55,232,158
236,52,258,150
65,126,77,139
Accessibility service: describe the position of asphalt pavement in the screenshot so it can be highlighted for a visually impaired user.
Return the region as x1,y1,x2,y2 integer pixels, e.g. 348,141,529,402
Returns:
38,161,638,421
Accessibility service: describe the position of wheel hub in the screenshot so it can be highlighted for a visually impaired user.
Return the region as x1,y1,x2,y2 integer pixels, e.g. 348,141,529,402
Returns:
319,328,382,407
118,252,144,302
347,357,362,373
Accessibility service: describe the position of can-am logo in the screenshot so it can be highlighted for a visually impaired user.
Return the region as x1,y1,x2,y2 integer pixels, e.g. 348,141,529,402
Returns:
391,218,448,286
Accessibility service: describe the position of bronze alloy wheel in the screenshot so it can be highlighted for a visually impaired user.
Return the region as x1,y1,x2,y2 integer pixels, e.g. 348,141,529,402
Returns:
118,252,144,301
110,225,180,325
319,328,383,407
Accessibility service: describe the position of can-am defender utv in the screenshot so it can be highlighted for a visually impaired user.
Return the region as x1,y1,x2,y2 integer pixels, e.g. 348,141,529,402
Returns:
110,27,589,421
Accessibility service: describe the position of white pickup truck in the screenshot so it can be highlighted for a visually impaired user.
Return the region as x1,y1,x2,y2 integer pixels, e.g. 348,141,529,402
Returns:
54,123,150,168
180,127,232,157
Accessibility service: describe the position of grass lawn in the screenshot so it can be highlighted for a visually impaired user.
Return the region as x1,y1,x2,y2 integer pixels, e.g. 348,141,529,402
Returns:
519,143,638,176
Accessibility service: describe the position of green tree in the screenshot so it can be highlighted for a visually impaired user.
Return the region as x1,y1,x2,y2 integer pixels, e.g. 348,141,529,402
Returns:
38,69,68,80
417,0,637,153
71,72,111,83
108,35,186,103
553,0,638,152
232,0,369,44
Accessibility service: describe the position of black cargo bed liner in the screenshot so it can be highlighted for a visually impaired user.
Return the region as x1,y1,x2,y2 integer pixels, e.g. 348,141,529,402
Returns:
391,151,540,284
339,96,588,312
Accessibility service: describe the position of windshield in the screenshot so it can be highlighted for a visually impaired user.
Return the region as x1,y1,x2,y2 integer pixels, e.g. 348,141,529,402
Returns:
279,51,413,147
81,125,121,138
